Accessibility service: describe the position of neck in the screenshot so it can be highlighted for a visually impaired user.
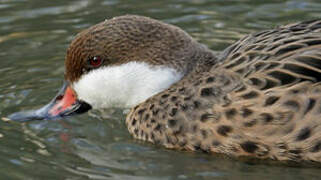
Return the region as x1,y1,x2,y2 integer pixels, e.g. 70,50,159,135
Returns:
73,61,183,109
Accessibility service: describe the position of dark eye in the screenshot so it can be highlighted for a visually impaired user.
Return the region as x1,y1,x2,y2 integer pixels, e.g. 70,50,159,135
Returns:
89,56,103,67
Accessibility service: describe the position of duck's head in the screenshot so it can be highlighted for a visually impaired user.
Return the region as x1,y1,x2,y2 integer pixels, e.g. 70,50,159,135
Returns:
9,15,214,122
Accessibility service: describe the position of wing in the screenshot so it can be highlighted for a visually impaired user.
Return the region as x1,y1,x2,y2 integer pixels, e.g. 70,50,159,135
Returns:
212,19,321,161
220,19,321,89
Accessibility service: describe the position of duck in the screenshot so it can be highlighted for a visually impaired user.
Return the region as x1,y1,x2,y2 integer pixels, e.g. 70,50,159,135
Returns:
8,15,321,163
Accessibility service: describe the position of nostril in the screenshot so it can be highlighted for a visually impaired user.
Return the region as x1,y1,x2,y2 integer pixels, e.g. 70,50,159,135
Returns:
56,94,64,101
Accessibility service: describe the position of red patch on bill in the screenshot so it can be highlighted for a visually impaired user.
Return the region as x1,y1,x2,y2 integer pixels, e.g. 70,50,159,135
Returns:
49,87,77,116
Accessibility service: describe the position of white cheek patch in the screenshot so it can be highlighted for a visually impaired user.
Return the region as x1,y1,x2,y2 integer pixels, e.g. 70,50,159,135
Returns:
73,61,183,109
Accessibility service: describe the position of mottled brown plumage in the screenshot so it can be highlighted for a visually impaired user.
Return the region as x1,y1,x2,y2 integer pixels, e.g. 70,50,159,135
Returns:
65,15,321,163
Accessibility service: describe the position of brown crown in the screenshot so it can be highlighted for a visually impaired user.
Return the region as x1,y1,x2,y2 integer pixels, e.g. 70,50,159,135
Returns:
64,15,214,82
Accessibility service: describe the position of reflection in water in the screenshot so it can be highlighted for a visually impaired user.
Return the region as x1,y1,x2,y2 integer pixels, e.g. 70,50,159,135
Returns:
0,0,321,179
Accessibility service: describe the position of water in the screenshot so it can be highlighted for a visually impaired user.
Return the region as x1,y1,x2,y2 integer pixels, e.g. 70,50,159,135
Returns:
0,0,321,179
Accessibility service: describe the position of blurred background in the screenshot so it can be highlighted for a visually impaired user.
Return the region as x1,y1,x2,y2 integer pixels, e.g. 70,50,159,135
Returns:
0,0,320,179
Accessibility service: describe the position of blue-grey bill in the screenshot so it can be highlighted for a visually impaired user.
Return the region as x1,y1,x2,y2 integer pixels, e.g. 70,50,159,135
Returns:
7,82,91,122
